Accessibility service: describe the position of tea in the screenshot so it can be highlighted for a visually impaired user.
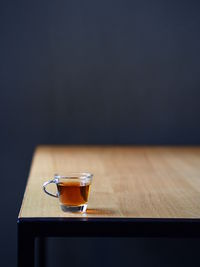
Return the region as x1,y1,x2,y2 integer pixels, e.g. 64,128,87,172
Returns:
57,181,90,206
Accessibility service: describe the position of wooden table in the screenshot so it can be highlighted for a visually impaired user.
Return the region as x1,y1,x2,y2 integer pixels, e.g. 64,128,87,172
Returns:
18,146,200,267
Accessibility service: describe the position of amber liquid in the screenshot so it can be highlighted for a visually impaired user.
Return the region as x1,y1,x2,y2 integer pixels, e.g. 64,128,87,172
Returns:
57,181,90,206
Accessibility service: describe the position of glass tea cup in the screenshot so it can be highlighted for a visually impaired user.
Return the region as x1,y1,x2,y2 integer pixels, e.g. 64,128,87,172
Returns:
43,173,93,213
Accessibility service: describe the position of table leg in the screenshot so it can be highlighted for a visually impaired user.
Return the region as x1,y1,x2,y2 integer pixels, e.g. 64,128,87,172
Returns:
38,237,46,267
18,222,35,267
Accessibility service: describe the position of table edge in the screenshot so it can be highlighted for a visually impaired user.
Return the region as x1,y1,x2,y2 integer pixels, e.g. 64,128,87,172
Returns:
17,217,200,238
18,217,200,223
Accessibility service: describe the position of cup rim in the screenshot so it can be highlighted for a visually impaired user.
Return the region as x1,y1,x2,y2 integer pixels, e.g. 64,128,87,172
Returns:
54,172,93,180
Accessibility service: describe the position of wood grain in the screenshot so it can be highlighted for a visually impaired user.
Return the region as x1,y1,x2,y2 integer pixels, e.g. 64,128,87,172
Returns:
19,146,200,219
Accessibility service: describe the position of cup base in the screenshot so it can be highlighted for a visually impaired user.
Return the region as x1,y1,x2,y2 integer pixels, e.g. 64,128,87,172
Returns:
60,204,87,213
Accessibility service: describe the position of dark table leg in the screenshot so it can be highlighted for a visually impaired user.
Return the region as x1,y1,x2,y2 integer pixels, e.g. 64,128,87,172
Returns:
18,221,35,267
38,237,46,267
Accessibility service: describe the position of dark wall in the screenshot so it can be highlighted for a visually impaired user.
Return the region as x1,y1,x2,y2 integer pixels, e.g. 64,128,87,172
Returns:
0,0,200,266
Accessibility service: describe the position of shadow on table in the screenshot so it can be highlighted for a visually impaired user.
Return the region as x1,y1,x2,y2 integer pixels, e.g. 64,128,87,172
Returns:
86,208,117,216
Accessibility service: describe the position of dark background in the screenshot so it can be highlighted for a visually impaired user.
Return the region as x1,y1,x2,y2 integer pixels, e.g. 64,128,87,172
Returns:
1,0,200,266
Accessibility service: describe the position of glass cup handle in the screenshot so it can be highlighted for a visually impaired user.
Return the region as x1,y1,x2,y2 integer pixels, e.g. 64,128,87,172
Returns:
43,179,58,198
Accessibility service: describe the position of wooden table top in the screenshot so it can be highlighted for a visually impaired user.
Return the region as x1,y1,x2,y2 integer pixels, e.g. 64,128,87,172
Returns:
19,146,200,219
